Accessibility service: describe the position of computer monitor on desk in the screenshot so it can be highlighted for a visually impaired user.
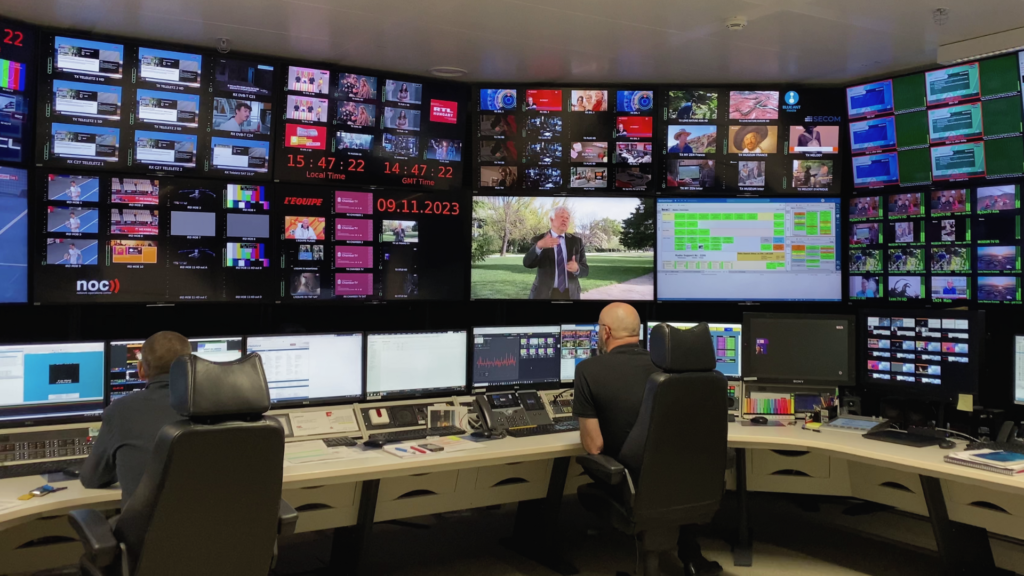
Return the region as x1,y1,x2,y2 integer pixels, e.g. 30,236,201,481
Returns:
742,313,855,387
0,342,106,426
559,323,644,383
245,333,363,406
472,326,561,390
109,336,244,401
647,322,741,379
189,337,243,362
366,330,467,400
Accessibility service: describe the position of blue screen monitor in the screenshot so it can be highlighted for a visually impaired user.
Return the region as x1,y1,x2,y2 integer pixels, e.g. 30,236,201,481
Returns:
647,323,741,378
853,152,900,187
847,80,894,119
0,341,105,425
849,116,897,154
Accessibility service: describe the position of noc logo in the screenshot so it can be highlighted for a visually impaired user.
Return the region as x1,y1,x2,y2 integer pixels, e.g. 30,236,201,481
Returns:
76,279,120,295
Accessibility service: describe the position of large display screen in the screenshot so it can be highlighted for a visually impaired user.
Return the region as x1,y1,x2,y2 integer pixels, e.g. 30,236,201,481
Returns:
0,17,34,164
0,165,28,303
471,196,654,300
656,197,842,301
274,67,465,190
847,53,1023,190
206,58,275,180
847,184,1021,304
0,341,106,424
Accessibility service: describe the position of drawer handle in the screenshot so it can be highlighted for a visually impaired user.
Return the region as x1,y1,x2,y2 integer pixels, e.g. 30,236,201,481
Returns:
768,470,811,477
967,501,1010,514
396,490,438,500
300,486,326,490
879,482,915,493
295,503,334,512
15,535,78,549
491,477,529,487
769,450,810,457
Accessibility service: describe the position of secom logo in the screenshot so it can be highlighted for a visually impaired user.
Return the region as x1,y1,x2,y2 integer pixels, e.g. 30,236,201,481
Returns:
76,279,120,295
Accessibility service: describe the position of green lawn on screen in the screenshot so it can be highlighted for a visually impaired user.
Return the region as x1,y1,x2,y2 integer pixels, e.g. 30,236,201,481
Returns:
471,253,653,300
382,231,419,242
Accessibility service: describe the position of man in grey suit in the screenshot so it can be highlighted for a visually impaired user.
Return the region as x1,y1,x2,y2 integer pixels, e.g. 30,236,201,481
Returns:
523,206,590,299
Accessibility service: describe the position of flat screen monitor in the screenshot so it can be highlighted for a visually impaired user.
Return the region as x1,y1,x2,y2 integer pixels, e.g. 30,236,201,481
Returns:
742,313,855,387
1015,335,1024,405
189,337,243,362
656,198,842,302
472,326,561,389
647,322,742,378
847,80,894,119
862,310,983,401
366,331,467,400
245,333,363,405
0,341,105,425
108,336,244,402
558,323,645,383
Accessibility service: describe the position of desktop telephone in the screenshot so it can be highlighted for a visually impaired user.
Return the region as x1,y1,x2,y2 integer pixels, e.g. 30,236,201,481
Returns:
474,391,553,435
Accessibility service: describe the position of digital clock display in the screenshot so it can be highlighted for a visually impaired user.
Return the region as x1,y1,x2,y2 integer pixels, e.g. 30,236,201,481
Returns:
273,65,466,191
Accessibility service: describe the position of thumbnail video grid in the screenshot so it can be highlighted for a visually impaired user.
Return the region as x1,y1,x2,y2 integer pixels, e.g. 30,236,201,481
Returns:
0,17,33,164
475,87,657,193
864,314,975,389
848,185,1022,304
661,87,841,195
35,173,274,303
208,57,276,180
848,53,1024,189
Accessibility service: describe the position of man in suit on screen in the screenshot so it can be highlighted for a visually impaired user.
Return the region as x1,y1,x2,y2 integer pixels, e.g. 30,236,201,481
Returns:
523,206,589,300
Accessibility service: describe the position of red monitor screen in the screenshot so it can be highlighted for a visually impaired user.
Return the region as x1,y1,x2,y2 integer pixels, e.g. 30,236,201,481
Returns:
524,90,562,112
614,116,653,139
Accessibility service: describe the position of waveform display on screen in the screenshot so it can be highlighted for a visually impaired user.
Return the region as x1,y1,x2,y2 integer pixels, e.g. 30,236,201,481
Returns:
476,353,517,369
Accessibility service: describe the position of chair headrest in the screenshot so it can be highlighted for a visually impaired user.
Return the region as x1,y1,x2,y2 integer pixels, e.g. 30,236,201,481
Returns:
170,354,271,419
648,323,718,373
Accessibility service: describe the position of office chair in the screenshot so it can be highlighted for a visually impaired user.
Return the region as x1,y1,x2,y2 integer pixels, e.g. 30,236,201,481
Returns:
68,354,297,576
577,323,728,576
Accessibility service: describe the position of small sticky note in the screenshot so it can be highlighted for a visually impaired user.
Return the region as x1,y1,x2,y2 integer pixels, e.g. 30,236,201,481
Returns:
956,394,974,412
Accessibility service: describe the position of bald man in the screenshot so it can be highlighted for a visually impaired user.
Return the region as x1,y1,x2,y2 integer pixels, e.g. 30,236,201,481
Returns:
574,303,722,576
81,331,191,506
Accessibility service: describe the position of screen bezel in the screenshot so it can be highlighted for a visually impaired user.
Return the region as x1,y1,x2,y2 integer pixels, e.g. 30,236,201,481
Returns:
364,329,468,401
741,313,856,387
859,309,984,403
244,331,364,407
0,340,107,428
471,325,563,392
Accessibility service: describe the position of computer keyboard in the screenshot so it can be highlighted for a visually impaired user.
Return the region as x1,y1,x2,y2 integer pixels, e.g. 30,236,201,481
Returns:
863,430,943,447
368,426,467,442
322,436,358,448
0,458,87,479
506,420,581,438
965,440,1024,454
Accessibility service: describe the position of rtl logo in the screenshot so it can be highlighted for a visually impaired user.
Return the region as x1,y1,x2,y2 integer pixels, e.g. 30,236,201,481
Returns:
284,197,323,206
429,100,458,124
76,279,120,294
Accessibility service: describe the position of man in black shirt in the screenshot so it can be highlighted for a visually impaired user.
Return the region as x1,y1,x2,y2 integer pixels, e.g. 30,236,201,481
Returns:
81,331,191,507
574,303,722,576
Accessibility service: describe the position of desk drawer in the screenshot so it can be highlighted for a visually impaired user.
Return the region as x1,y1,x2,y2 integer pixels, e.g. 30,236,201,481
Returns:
475,460,550,491
0,516,85,575
942,480,1024,540
379,471,459,502
847,462,928,515
752,449,830,478
747,450,850,496
283,483,359,533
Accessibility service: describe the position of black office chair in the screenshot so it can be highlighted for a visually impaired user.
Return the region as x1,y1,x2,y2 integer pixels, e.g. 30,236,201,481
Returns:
577,323,728,576
68,354,298,576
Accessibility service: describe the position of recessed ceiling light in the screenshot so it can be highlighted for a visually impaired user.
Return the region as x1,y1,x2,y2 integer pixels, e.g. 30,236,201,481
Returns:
429,66,468,78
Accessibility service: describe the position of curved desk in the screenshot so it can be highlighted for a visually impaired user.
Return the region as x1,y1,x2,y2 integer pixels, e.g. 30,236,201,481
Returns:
1,424,1022,575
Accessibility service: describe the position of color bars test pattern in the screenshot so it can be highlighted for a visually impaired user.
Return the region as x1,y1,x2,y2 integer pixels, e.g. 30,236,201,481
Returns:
0,59,25,90
225,242,268,267
745,394,794,415
225,184,268,210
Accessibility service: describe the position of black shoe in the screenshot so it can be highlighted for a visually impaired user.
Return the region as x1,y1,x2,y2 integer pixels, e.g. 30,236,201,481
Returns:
686,558,723,576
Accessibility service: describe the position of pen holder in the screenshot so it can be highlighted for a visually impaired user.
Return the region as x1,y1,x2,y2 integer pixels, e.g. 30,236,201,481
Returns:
814,407,839,424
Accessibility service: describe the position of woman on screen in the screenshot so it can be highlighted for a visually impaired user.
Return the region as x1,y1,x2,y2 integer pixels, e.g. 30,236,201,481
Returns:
592,91,605,112
396,111,408,129
498,166,516,188
574,95,586,112
434,140,451,160
355,106,373,127
357,77,373,99
398,83,410,102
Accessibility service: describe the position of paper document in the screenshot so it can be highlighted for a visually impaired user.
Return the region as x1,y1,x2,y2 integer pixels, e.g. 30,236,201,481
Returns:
283,440,377,465
290,409,359,437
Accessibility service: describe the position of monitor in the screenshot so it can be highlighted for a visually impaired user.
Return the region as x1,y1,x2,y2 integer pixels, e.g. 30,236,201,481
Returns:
1015,335,1024,405
0,341,105,425
366,331,467,400
189,337,243,363
558,323,645,383
472,326,561,389
109,336,246,401
245,333,363,405
656,198,842,302
846,80,894,119
647,322,741,378
742,313,855,387
862,310,983,401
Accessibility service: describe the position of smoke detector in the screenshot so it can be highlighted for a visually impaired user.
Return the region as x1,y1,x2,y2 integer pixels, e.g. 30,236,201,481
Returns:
216,37,231,54
725,17,747,31
933,8,950,26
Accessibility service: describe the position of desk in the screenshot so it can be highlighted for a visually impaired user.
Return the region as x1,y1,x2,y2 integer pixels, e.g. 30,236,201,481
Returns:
0,424,1022,575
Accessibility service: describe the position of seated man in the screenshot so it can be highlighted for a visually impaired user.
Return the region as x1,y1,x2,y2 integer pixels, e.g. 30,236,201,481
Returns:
574,303,723,576
81,331,192,506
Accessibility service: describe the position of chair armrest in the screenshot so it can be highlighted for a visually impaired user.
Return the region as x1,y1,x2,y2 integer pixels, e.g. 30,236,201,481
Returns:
68,509,119,568
577,454,627,486
278,499,298,537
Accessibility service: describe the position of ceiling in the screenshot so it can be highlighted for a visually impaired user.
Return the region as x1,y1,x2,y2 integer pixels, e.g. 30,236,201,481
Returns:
4,0,1024,85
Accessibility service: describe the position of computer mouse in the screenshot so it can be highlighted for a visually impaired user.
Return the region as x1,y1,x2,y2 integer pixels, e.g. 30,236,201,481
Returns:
62,466,81,479
363,438,388,448
750,416,769,425
939,440,956,449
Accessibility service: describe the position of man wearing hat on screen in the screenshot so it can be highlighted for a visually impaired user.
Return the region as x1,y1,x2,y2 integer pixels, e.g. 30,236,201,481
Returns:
668,128,693,154
733,126,769,153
